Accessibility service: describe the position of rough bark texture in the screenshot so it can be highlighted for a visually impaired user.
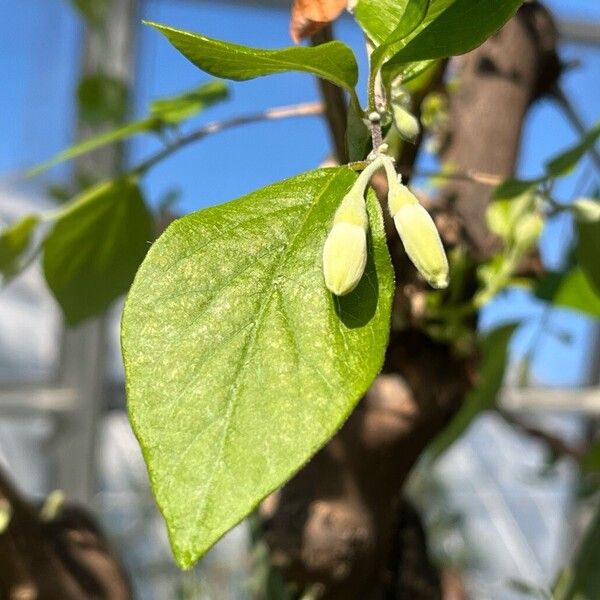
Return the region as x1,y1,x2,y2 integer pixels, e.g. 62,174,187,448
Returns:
0,467,133,600
264,4,560,598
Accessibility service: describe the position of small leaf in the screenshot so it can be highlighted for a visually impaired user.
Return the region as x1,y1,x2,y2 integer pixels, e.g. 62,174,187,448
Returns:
44,179,153,325
552,503,600,600
122,168,394,568
536,269,600,319
345,107,371,162
576,220,600,295
0,215,40,282
28,118,157,177
29,81,229,177
69,0,108,25
290,0,348,43
146,21,359,93
427,323,516,460
545,122,600,178
149,80,229,124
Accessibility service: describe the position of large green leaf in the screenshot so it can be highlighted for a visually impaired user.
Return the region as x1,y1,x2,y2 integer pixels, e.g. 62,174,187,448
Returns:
44,178,153,325
553,503,600,600
122,168,394,568
427,324,516,460
382,0,522,76
146,21,359,93
0,215,40,283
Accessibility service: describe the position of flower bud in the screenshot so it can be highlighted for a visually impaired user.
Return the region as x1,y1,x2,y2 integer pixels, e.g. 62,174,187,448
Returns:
392,104,420,143
393,203,449,289
514,213,543,251
323,223,368,296
572,198,600,223
387,180,418,217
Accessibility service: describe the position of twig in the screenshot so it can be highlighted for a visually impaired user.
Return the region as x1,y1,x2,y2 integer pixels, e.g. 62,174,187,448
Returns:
132,101,324,176
497,408,585,462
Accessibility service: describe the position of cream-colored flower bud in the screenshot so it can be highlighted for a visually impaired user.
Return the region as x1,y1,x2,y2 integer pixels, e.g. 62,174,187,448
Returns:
393,203,449,289
392,104,420,143
572,198,600,223
323,223,368,296
387,179,418,217
333,191,369,229
514,213,543,251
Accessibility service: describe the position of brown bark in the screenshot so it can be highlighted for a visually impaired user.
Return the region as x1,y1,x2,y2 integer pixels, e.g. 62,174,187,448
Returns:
0,467,133,600
264,4,560,598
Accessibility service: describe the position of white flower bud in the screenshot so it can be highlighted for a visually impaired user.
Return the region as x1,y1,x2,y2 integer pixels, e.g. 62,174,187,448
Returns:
514,213,543,251
392,104,420,143
387,180,418,217
572,198,600,223
393,203,449,289
323,223,368,296
323,189,369,296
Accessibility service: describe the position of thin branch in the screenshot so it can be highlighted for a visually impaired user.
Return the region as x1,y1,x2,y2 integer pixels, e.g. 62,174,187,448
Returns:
132,101,324,176
497,408,586,462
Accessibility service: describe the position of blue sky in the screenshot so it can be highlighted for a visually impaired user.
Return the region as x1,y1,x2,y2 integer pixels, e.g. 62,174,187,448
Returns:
1,0,599,385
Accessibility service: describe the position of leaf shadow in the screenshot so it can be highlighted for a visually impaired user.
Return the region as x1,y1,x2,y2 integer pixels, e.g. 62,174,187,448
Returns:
333,233,379,329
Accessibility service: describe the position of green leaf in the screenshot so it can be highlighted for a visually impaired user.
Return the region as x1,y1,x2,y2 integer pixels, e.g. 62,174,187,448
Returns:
354,0,410,45
552,503,600,600
44,178,153,325
145,21,359,94
29,81,229,177
536,269,600,319
369,0,430,85
149,80,229,124
427,324,516,460
486,179,538,242
581,440,600,474
122,168,394,568
27,118,157,177
0,215,40,282
346,108,372,162
382,0,523,77
576,220,600,294
545,122,600,178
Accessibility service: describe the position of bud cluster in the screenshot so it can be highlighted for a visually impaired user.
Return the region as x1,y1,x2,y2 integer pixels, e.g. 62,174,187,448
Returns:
322,155,449,296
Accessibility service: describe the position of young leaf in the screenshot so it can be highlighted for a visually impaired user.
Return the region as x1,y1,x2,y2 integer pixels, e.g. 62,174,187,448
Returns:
536,269,600,319
122,168,394,568
368,0,430,88
552,503,600,600
0,215,40,282
426,323,517,460
382,0,522,78
149,80,229,124
44,178,153,325
146,21,359,94
28,119,157,177
78,74,128,124
576,220,600,294
545,122,600,178
29,81,229,177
